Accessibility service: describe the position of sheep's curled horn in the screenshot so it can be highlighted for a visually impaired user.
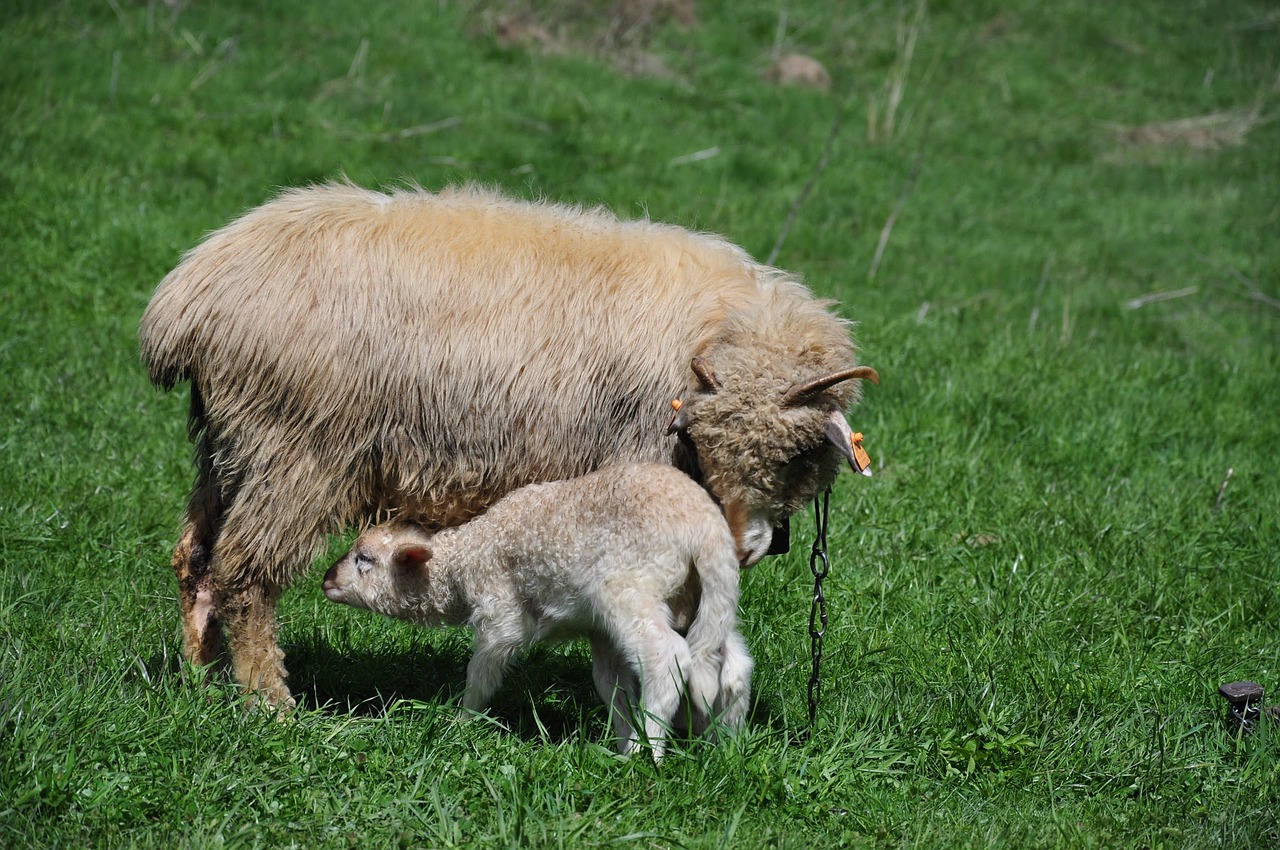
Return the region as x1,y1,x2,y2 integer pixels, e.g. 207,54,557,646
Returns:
781,366,880,407
690,356,721,392
664,356,720,436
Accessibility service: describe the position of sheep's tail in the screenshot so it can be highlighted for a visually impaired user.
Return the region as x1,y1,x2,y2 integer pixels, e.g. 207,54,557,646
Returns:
682,520,752,731
138,255,205,393
139,259,212,454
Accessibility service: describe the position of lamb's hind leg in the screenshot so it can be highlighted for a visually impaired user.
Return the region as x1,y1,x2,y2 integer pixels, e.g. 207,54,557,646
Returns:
590,635,640,754
621,610,693,761
173,480,224,668
712,630,753,736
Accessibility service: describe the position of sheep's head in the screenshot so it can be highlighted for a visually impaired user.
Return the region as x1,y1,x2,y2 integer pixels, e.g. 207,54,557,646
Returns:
322,524,436,619
668,314,878,566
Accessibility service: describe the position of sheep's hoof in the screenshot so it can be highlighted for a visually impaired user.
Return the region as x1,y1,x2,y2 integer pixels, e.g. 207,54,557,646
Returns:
243,689,297,717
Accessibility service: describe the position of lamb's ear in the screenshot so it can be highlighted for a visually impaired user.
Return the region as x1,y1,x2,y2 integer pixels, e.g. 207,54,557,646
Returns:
394,544,432,571
690,356,722,393
781,366,880,408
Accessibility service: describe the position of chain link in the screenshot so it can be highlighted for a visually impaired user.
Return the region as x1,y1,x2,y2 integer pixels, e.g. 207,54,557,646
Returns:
807,489,831,729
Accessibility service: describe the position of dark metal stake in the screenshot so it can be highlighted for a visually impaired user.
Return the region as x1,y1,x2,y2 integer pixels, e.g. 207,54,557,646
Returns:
1219,681,1265,734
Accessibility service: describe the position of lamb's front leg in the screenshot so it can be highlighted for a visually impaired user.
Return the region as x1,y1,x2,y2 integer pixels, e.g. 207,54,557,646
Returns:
459,617,523,718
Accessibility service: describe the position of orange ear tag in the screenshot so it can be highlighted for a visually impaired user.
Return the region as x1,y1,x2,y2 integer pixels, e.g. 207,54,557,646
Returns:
851,432,872,477
664,398,685,437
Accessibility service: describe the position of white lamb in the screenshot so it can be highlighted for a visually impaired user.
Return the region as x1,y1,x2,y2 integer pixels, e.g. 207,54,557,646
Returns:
322,462,754,758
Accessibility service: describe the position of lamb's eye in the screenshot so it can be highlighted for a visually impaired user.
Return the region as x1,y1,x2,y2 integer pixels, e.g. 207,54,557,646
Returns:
355,552,373,574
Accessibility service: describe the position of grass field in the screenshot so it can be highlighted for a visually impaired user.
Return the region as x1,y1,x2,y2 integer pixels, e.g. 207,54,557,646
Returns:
2,0,1278,846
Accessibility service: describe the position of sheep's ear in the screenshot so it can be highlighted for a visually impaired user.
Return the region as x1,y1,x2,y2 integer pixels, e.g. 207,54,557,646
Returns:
690,356,721,393
394,544,432,571
781,366,880,408
823,410,873,476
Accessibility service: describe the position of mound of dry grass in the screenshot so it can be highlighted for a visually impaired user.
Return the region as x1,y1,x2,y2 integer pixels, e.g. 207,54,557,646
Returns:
480,0,695,78
1107,103,1265,150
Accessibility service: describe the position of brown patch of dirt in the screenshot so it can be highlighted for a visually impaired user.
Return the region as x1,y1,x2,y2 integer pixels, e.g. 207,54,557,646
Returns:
494,13,559,52
975,12,1019,45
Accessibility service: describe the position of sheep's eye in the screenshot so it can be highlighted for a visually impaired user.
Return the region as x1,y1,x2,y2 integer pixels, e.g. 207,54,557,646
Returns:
355,552,373,574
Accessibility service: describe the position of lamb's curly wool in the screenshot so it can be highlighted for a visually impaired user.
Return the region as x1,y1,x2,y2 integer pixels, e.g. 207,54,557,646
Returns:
140,182,873,707
323,463,753,759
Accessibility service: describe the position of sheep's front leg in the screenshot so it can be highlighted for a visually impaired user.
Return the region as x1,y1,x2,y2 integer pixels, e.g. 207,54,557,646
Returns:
211,515,308,711
216,579,292,710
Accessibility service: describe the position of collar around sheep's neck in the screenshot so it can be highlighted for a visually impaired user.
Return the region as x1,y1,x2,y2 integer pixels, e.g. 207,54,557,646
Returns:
669,413,792,558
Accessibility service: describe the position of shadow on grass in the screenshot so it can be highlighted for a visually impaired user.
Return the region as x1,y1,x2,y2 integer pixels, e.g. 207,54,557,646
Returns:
285,636,607,744
141,633,790,747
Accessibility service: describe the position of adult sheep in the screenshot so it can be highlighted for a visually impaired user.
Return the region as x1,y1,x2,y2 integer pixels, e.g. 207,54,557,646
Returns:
140,182,879,709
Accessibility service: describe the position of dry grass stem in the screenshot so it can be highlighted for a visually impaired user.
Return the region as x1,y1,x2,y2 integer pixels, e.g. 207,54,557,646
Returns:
397,117,464,138
188,37,238,91
867,151,922,280
1123,286,1199,310
1029,255,1053,332
1196,254,1280,310
766,105,844,266
869,0,926,141
316,116,463,142
348,38,370,79
668,146,720,166
1213,467,1234,513
110,51,121,108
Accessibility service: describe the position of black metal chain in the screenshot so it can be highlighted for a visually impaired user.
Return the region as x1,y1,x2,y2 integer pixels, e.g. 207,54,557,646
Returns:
807,488,831,729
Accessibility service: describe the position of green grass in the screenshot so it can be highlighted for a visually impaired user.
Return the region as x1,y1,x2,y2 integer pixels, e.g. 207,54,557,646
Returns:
2,0,1278,846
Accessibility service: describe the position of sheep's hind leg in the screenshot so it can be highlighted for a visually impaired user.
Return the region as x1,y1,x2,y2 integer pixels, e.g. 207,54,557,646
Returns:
208,467,345,712
173,481,224,669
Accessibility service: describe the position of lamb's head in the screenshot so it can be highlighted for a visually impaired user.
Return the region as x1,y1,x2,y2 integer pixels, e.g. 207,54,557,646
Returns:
322,524,436,618
668,296,878,567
